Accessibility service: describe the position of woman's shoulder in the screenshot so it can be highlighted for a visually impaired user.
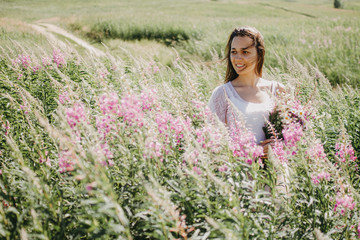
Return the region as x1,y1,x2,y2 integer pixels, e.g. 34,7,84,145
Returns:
211,82,230,97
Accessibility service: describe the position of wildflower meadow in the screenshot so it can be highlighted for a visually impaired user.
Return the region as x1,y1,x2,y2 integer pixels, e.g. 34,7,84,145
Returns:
1,0,360,239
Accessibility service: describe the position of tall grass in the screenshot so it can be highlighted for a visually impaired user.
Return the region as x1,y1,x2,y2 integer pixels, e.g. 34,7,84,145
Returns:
2,0,359,87
70,21,201,46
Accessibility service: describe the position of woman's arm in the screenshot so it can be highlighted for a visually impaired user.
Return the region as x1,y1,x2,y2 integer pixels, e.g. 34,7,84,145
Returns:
208,86,228,124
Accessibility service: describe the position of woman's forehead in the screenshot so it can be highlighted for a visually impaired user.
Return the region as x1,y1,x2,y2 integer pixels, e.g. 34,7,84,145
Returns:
231,36,254,49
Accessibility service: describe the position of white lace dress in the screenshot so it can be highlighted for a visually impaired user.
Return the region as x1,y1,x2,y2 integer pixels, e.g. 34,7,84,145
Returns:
208,79,278,144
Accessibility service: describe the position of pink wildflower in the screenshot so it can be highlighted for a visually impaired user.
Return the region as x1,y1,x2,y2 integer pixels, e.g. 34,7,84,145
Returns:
144,138,164,161
140,89,158,112
229,123,263,164
14,55,31,69
58,150,75,173
32,65,41,73
282,122,303,148
41,56,51,67
39,151,49,164
53,49,66,67
65,102,87,128
307,143,327,161
86,184,93,192
218,165,228,172
118,93,146,127
311,171,330,185
99,92,120,115
272,141,288,163
17,73,23,80
20,102,29,115
100,143,114,161
146,61,160,74
156,111,174,134
334,193,355,215
96,115,115,139
2,120,10,135
335,142,357,163
86,182,96,192
193,166,202,175
94,142,114,166
98,68,110,79
59,91,70,105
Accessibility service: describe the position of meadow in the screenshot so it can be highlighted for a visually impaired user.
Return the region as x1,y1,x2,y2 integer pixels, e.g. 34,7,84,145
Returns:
0,0,360,239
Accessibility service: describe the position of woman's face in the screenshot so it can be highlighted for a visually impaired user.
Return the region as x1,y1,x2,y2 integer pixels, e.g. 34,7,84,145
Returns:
230,36,258,76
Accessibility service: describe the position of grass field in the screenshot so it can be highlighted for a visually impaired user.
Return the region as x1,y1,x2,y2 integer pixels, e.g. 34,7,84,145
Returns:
1,0,359,85
0,0,360,239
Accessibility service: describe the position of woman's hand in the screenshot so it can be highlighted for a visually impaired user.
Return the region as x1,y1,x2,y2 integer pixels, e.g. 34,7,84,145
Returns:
259,139,275,159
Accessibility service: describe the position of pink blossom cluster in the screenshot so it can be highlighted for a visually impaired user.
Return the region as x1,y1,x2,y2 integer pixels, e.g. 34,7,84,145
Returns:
96,115,116,139
156,111,174,134
282,122,303,148
229,125,263,165
145,112,191,160
139,89,158,112
98,68,110,79
218,164,228,172
146,61,160,75
272,141,288,164
20,102,29,115
98,90,159,127
58,150,75,173
32,65,41,73
65,102,87,128
193,166,202,175
333,193,356,215
99,92,120,115
335,142,357,163
53,49,66,67
41,56,52,67
12,54,31,69
59,91,70,105
195,125,223,153
2,120,10,136
115,90,158,128
95,142,114,166
144,138,165,161
307,142,328,161
311,171,330,185
119,93,147,127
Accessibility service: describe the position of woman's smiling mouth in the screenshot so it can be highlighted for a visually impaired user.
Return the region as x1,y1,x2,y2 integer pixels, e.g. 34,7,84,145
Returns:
235,64,245,69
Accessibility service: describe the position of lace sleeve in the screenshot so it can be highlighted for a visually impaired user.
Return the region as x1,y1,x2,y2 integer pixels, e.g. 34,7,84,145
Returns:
208,86,227,124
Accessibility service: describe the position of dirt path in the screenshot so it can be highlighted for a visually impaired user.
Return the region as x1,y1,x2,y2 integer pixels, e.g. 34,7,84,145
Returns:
30,23,106,57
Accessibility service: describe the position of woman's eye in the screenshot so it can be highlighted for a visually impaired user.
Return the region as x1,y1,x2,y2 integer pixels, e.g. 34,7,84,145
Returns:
243,51,249,54
231,51,236,54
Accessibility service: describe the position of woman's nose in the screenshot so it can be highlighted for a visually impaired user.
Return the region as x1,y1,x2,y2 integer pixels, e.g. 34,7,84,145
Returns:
234,54,243,60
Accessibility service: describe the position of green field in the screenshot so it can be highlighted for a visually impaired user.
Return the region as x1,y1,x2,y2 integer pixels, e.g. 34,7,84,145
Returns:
1,0,359,86
1,0,360,239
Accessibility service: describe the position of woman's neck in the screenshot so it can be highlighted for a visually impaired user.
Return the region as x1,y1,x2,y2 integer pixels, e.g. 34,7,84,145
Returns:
232,74,260,88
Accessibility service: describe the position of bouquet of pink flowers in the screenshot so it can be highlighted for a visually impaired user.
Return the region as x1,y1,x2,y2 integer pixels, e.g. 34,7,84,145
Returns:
263,92,313,140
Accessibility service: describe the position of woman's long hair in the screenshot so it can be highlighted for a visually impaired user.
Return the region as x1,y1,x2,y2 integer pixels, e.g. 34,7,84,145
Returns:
224,26,265,83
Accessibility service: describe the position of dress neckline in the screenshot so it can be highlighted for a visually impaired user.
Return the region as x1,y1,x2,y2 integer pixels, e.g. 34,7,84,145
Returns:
227,81,271,105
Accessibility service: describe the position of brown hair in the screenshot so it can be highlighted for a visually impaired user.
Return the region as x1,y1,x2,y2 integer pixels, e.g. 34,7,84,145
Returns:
224,26,265,83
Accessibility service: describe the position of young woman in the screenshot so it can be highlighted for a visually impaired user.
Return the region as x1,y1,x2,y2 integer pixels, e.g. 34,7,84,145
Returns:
208,26,284,157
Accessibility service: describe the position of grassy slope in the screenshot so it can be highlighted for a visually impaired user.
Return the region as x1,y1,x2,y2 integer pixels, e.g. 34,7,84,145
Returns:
0,0,359,86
